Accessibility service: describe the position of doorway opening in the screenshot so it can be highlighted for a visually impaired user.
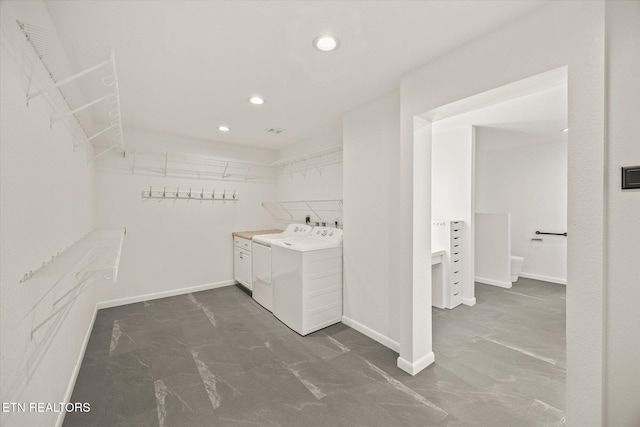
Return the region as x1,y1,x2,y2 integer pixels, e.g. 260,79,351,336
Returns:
426,67,568,423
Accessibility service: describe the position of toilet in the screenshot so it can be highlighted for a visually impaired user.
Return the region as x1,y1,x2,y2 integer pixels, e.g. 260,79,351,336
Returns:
510,256,524,282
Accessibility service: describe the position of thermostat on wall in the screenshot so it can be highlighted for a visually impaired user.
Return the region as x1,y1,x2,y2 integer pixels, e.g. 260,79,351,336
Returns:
621,165,640,190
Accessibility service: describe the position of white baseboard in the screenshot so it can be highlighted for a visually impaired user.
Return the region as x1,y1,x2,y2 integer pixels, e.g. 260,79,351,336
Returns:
341,315,400,352
397,352,435,376
463,297,476,306
475,276,512,288
97,280,236,309
518,272,566,285
56,305,98,427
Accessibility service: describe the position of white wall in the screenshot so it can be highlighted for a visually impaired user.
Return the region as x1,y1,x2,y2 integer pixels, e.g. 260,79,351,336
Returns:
431,126,475,303
398,1,605,423
475,150,489,213
343,91,401,350
274,127,343,204
475,213,511,287
0,2,97,426
604,1,640,425
479,141,568,284
94,128,278,305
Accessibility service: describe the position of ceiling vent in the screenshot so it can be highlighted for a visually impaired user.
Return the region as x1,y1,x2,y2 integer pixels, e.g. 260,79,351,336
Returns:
265,127,285,135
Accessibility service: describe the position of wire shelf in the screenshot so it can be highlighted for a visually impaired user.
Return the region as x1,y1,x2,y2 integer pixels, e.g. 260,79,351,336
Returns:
97,148,277,183
273,145,342,177
16,20,125,161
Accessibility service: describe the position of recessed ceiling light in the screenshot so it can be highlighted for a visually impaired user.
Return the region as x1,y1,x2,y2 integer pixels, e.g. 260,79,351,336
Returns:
248,96,264,105
218,125,230,132
313,35,339,52
562,128,569,132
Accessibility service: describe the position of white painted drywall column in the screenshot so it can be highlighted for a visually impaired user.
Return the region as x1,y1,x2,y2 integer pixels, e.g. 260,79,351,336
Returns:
342,91,401,351
397,116,434,374
400,2,605,424
604,1,640,425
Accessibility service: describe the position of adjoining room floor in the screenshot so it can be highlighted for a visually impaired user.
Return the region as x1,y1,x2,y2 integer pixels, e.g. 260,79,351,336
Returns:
65,279,565,426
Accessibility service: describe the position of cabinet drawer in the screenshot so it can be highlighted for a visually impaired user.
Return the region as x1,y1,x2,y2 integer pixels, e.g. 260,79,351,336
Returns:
234,236,251,250
451,258,463,270
451,269,462,284
451,280,462,295
450,290,463,306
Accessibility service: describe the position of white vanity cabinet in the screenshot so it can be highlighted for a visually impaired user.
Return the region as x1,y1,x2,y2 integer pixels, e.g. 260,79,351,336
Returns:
233,236,252,290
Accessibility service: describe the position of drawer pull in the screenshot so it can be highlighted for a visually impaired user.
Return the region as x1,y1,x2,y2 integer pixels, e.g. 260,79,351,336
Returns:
453,281,460,285
454,292,460,296
454,260,460,263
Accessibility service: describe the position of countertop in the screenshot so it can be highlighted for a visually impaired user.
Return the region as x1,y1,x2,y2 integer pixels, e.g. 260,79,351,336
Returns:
232,229,283,240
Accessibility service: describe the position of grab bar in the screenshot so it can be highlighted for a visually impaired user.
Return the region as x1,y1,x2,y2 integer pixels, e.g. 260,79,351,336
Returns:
535,231,567,236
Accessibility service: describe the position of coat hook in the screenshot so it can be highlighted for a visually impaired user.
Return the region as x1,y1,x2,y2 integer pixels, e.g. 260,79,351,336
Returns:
212,189,215,199
201,188,204,199
162,186,166,198
148,186,152,197
223,189,226,199
188,187,192,198
176,187,180,198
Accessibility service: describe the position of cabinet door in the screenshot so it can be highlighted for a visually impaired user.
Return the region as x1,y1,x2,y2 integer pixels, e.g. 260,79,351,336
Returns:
234,247,243,283
234,248,252,290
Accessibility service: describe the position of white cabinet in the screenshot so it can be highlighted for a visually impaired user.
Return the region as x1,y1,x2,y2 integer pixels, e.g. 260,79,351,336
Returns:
432,220,464,309
233,236,252,290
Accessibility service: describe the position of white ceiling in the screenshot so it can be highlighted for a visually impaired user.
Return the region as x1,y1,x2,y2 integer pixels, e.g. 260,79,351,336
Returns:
44,0,549,150
433,84,568,152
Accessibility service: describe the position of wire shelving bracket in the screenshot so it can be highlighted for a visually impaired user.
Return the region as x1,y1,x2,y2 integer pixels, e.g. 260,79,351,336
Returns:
16,20,125,161
22,228,126,339
273,145,342,178
262,199,343,226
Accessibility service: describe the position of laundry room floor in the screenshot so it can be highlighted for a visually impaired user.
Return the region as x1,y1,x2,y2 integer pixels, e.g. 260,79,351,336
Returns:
64,279,565,426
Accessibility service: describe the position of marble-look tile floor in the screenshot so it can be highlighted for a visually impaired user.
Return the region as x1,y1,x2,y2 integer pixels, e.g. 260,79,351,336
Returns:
65,278,565,426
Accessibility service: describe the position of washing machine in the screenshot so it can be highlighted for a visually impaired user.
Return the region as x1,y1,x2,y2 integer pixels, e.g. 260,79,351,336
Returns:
251,224,312,311
271,227,343,336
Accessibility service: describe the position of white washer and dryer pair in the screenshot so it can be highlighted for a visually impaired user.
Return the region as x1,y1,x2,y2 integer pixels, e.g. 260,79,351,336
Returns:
251,224,312,311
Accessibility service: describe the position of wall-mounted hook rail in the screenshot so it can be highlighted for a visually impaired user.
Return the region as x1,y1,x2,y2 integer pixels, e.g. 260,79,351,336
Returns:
141,186,239,201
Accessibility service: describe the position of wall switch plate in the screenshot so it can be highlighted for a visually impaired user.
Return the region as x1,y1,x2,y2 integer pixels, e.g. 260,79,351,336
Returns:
621,165,640,189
